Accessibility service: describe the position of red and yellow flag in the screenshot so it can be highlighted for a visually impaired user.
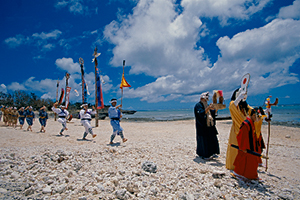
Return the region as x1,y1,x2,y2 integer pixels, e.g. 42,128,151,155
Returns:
120,73,131,89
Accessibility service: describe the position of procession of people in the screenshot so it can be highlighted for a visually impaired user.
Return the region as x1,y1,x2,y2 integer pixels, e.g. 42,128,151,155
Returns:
0,72,278,183
0,99,129,145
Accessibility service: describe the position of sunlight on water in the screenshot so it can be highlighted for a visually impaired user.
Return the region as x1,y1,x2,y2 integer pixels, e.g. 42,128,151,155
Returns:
122,105,300,127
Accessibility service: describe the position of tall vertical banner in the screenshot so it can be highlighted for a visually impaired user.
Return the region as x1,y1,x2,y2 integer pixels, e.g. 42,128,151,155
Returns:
65,86,71,109
96,68,104,109
93,47,101,127
58,88,64,105
79,57,85,104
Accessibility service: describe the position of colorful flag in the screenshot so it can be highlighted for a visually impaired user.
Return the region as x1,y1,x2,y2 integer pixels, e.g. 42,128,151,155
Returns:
74,89,79,96
85,82,90,95
58,88,64,105
65,87,71,109
120,73,131,89
96,68,104,109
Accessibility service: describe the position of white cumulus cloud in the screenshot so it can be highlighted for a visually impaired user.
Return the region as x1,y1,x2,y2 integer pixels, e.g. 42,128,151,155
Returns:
104,0,300,103
55,57,81,74
278,0,300,19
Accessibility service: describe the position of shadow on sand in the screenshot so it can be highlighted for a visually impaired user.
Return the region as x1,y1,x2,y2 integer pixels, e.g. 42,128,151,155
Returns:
107,142,121,147
54,134,70,137
193,156,225,167
77,138,93,142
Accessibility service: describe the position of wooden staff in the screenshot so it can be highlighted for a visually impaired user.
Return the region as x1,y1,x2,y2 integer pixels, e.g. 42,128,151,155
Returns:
265,119,271,171
121,60,125,106
264,97,278,171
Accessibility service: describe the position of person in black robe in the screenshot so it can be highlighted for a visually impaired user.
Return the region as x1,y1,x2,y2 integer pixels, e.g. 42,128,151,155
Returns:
194,92,220,160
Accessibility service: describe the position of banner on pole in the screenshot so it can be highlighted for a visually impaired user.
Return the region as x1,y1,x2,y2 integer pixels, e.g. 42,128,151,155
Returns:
65,87,71,109
120,74,131,89
120,60,131,89
85,82,90,95
74,89,79,96
58,88,64,105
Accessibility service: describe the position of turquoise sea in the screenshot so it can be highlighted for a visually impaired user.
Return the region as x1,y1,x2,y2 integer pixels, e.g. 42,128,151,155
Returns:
122,104,300,127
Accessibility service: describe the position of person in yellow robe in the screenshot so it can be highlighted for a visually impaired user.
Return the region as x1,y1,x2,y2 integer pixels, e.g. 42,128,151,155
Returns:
226,88,265,170
226,89,251,170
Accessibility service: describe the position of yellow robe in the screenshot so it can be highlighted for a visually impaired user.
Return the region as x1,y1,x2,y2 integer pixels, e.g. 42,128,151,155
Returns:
226,101,252,170
226,101,264,170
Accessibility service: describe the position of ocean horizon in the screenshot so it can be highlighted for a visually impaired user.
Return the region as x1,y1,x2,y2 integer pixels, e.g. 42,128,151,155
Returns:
122,104,300,127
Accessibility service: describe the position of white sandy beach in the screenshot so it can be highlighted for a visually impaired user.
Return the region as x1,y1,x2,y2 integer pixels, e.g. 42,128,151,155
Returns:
0,118,299,199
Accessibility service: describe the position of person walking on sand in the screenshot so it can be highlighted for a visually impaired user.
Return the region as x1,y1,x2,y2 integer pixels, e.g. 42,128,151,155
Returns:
11,107,19,128
52,102,69,135
25,106,35,131
2,106,8,126
108,98,127,144
18,107,26,130
7,107,13,127
0,105,3,122
39,106,48,133
79,103,97,140
232,108,261,181
194,92,220,160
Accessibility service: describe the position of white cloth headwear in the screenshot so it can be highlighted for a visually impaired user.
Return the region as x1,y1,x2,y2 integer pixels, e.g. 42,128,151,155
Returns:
81,103,88,108
109,100,117,103
200,92,209,99
235,88,247,102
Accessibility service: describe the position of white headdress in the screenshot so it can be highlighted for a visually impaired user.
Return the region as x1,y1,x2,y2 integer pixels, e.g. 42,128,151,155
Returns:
200,92,209,99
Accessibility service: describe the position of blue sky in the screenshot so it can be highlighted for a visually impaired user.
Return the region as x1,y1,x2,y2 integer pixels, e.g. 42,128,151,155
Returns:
1,0,300,110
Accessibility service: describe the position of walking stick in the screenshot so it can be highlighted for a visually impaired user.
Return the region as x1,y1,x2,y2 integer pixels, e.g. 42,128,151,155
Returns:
264,97,278,172
265,119,271,171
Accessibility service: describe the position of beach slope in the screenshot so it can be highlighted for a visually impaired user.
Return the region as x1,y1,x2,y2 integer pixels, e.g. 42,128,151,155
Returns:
0,119,299,199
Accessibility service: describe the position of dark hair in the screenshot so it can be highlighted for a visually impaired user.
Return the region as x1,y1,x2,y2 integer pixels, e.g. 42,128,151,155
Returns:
251,107,259,116
238,100,249,113
231,88,240,101
111,98,117,101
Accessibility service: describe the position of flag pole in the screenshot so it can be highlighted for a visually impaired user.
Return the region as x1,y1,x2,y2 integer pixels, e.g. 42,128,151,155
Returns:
121,88,123,106
93,47,100,127
55,78,59,121
121,60,125,106
79,57,85,104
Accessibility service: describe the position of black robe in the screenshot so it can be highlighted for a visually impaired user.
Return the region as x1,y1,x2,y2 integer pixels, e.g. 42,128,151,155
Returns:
194,101,220,158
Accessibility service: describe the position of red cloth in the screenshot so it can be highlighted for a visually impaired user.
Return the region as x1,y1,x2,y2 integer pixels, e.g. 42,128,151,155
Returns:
233,117,259,180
